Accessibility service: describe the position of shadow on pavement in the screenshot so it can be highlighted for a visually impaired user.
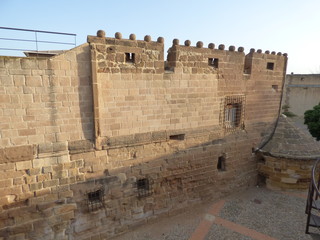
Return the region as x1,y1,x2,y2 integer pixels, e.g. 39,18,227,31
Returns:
310,233,320,240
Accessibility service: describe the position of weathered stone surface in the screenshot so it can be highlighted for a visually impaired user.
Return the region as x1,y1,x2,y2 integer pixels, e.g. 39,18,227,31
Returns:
0,145,35,164
68,140,94,154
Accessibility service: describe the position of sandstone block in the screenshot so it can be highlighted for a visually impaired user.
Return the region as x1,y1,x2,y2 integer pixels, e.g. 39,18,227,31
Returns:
21,58,37,69
54,203,76,215
37,173,51,182
53,141,68,152
33,157,57,168
0,163,15,171
29,182,43,191
0,95,10,103
13,177,24,185
43,179,59,188
38,143,53,154
281,177,297,184
24,175,37,184
9,223,33,235
25,76,42,87
42,166,53,174
68,140,94,154
35,188,51,197
60,211,75,221
0,179,13,188
0,145,35,164
52,170,68,179
26,168,41,176
57,155,70,164
1,75,13,86
16,160,32,170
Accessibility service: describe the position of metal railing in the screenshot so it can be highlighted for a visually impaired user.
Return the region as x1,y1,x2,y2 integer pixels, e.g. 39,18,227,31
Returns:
305,158,320,234
0,26,76,54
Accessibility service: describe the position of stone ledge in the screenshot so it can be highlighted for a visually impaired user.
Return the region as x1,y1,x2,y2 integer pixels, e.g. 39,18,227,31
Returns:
0,145,36,164
102,126,222,150
68,140,94,154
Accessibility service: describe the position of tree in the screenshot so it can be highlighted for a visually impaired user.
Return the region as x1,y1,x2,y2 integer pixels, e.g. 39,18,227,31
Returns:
304,103,320,141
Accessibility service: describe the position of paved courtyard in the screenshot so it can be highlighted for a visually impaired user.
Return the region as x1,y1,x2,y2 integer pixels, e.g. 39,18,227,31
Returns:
110,186,320,240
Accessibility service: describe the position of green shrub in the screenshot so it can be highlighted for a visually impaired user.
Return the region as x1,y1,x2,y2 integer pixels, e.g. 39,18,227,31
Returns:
304,103,320,141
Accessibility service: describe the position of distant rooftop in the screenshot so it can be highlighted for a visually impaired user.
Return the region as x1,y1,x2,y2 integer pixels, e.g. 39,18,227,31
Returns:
24,50,66,57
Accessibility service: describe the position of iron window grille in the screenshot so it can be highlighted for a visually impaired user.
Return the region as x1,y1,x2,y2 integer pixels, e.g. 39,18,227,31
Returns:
136,178,153,199
220,95,245,132
85,187,105,212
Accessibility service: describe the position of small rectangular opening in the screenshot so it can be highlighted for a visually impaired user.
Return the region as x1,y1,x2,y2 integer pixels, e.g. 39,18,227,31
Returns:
217,156,226,171
208,58,219,68
267,62,274,70
125,53,135,63
169,134,185,140
272,85,278,91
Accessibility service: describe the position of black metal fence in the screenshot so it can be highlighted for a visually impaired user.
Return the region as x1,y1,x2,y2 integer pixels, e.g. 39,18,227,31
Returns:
0,26,76,56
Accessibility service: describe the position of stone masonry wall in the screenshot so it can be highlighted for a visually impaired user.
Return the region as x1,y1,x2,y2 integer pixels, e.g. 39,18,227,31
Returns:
0,44,93,148
0,30,288,240
258,155,314,190
283,74,320,116
0,131,257,240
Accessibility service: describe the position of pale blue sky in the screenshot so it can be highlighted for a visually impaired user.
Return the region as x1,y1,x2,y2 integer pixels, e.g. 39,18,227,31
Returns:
1,0,320,73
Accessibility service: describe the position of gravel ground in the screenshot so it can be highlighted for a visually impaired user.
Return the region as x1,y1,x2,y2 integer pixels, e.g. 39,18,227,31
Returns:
110,203,208,240
205,224,254,240
110,186,320,240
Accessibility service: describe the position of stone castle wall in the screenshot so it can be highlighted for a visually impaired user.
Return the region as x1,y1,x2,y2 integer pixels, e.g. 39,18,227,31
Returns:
283,74,320,116
0,44,93,147
0,30,287,239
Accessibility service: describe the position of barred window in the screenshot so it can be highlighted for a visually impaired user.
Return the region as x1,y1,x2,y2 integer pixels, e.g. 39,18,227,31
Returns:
221,95,245,132
136,178,153,199
225,103,241,128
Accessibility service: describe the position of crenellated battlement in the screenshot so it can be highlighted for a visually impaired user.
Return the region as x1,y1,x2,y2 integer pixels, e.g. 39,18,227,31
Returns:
88,30,165,74
87,30,287,77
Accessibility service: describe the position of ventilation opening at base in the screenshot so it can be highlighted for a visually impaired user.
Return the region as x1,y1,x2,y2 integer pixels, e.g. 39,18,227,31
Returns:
169,134,185,140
